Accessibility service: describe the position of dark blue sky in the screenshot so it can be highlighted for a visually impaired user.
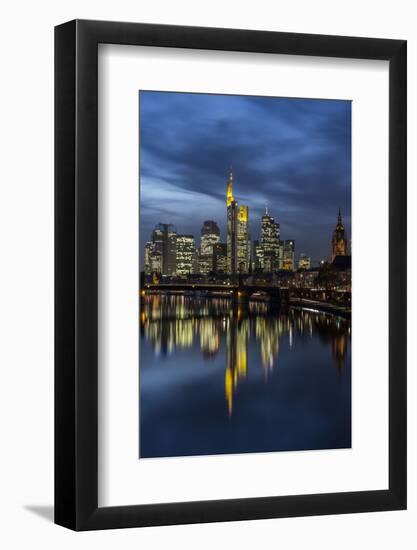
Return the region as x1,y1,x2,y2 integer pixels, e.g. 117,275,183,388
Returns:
139,91,351,264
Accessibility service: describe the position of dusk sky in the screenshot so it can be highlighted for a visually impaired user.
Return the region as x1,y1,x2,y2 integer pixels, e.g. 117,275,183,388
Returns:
139,91,351,264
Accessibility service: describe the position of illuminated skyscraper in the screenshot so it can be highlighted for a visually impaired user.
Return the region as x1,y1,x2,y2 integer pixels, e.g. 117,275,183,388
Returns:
199,220,220,273
192,248,200,275
226,170,238,275
332,208,347,261
261,208,280,272
213,243,227,273
253,239,264,271
198,252,212,275
151,223,177,275
278,240,284,270
200,220,220,256
226,170,249,274
283,240,295,271
237,205,249,272
144,241,153,274
298,253,311,270
144,241,162,274
176,235,195,275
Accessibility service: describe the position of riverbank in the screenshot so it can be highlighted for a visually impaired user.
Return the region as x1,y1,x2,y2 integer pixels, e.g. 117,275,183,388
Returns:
290,297,351,318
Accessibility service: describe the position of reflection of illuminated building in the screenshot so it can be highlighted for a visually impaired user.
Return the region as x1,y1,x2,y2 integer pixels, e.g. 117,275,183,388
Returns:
332,333,347,372
199,318,220,358
225,316,249,415
140,294,350,415
175,320,194,349
255,317,281,372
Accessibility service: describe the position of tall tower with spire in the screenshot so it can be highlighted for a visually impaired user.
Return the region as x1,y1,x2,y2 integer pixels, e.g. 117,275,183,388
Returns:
226,169,249,275
226,169,238,275
226,168,234,207
332,208,347,261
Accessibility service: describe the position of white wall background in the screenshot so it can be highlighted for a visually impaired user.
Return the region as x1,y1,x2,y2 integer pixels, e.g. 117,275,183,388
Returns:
0,0,414,548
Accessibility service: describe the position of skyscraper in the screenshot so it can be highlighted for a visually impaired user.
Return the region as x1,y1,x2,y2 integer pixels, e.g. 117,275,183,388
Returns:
176,235,195,275
332,208,347,261
278,240,284,270
151,223,177,275
198,252,213,275
237,205,249,273
198,221,220,274
144,241,163,274
298,253,311,270
200,220,220,256
283,240,295,271
226,170,238,275
144,241,153,275
226,170,249,274
213,243,227,273
253,239,264,271
261,208,280,272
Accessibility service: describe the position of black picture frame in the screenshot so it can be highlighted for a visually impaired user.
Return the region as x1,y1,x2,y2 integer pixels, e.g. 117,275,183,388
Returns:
55,19,407,531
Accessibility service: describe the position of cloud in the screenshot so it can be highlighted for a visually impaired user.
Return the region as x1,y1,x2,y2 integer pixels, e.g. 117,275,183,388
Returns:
139,91,351,263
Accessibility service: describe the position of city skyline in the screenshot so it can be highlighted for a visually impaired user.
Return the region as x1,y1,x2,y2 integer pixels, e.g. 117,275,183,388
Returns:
143,170,349,277
139,91,352,459
139,91,351,264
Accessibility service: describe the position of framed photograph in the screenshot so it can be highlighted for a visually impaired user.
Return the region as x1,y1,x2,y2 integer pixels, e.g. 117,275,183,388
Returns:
55,20,406,530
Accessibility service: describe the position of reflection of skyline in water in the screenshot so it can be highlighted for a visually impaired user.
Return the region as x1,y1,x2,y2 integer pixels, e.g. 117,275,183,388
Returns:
140,295,350,416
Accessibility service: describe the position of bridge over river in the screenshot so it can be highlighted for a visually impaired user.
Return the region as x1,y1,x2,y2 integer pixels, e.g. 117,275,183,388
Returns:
142,281,351,316
143,281,284,304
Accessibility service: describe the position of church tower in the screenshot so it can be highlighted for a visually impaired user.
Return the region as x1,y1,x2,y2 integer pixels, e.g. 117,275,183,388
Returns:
332,208,347,261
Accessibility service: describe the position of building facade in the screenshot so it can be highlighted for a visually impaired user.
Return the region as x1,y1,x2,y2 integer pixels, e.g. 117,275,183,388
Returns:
236,205,249,272
198,253,213,275
261,208,280,272
226,170,249,274
226,170,238,275
149,223,177,276
213,242,227,273
176,234,195,276
144,241,153,274
253,239,264,271
200,220,220,256
144,241,163,274
198,220,220,274
298,253,311,270
283,239,295,271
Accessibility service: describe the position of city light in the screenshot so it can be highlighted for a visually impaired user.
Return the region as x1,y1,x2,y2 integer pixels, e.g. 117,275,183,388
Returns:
142,173,351,306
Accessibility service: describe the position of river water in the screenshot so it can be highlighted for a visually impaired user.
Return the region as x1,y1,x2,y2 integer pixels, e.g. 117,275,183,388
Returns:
139,294,351,458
